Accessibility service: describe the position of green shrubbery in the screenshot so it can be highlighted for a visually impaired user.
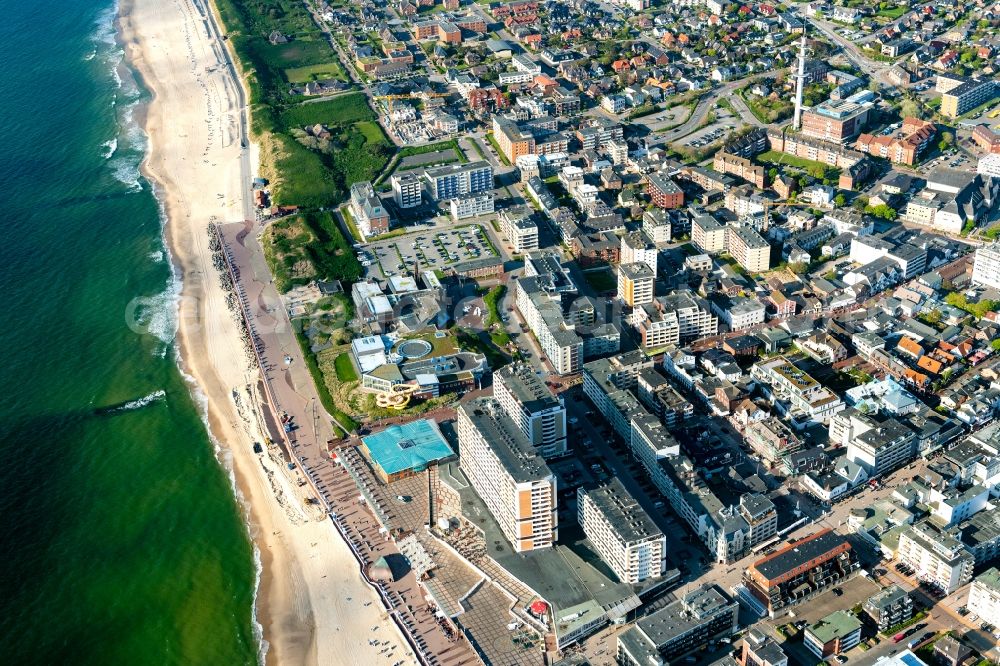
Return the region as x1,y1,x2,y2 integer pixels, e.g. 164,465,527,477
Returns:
214,0,392,207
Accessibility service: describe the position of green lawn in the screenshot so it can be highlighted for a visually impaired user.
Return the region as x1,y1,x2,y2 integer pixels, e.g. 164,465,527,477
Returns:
355,120,385,143
584,269,617,293
484,132,511,166
334,353,358,382
757,150,841,176
877,5,907,18
278,93,376,130
483,285,506,327
284,62,347,83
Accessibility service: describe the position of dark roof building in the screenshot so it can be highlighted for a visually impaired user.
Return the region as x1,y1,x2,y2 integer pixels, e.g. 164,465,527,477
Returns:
743,529,859,616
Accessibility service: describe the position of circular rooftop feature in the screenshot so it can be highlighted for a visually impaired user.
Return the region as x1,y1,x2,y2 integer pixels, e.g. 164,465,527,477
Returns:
396,338,433,360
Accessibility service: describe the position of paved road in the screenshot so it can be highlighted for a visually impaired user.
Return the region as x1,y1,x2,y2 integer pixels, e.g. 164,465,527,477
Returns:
806,16,898,85
660,74,776,142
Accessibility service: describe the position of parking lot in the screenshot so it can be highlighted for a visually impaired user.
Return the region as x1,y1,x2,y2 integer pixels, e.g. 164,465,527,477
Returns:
678,104,739,149
362,224,498,279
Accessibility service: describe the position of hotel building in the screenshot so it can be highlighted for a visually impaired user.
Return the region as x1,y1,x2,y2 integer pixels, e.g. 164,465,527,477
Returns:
424,160,493,200
578,479,666,584
743,529,858,616
457,399,558,552
618,262,655,306
896,523,974,593
493,362,567,458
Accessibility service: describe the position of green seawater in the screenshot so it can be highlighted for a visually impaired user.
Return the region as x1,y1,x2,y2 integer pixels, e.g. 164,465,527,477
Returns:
0,2,259,663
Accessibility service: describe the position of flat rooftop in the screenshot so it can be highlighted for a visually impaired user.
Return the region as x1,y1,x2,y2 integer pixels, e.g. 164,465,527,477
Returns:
751,529,850,583
582,478,663,545
361,419,456,476
460,399,552,483
495,362,561,413
807,610,861,643
631,584,733,648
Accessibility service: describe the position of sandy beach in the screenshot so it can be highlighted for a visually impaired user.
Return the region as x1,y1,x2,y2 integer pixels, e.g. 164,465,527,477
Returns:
117,0,408,663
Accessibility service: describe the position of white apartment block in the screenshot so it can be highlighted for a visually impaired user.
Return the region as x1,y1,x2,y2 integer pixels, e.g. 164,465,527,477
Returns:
896,523,974,593
499,70,534,85
515,276,583,375
425,160,494,200
578,479,666,584
609,0,649,10
391,172,422,208
621,231,658,274
643,209,673,243
845,417,916,478
714,296,766,331
751,356,844,424
450,192,494,220
500,207,539,253
977,153,1000,179
972,244,1000,290
635,292,717,349
511,53,541,75
458,399,558,553
727,224,772,273
692,211,727,253
494,362,567,458
968,568,1000,622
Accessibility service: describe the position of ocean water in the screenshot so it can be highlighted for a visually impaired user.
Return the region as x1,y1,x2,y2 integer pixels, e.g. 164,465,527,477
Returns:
0,2,259,663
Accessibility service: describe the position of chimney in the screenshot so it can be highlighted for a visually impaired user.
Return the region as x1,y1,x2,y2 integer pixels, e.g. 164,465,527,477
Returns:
793,28,808,131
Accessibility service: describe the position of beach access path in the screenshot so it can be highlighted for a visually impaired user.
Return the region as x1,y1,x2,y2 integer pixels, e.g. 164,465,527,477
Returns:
119,0,418,663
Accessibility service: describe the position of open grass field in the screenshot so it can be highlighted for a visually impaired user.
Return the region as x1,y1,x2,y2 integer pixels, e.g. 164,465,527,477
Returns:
334,353,358,382
215,0,396,208
876,5,907,18
355,120,385,143
267,95,391,207
283,62,347,83
277,93,376,130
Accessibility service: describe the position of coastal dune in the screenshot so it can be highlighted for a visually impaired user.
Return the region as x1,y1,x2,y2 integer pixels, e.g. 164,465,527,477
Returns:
118,0,407,663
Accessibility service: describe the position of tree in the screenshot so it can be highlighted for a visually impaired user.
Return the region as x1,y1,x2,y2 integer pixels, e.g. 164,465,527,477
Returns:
938,133,954,153
922,309,942,325
834,193,847,207
789,262,809,274
865,204,898,221
900,98,921,119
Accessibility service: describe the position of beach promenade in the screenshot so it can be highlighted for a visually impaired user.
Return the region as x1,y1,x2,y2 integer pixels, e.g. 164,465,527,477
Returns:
216,214,482,666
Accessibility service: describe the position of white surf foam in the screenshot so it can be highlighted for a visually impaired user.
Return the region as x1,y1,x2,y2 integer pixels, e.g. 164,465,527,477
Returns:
109,155,143,191
101,137,118,159
116,389,166,412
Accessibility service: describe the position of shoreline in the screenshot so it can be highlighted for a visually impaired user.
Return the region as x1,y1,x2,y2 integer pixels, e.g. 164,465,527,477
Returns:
115,0,280,659
116,0,407,663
